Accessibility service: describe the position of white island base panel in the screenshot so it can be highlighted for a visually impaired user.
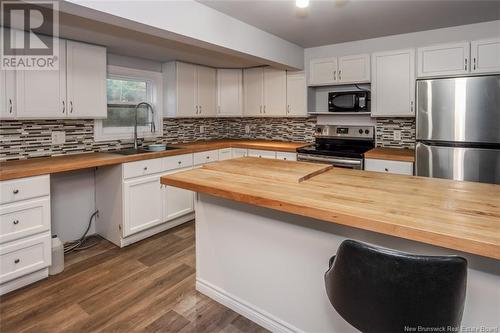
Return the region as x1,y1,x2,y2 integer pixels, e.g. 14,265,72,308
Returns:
195,194,500,333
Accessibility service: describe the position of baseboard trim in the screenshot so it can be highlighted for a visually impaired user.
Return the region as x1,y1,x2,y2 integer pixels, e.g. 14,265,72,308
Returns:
196,278,303,333
120,213,194,247
0,268,48,296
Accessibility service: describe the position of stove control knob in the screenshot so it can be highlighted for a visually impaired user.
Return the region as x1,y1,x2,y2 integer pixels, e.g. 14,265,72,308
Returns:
365,129,370,134
358,129,363,134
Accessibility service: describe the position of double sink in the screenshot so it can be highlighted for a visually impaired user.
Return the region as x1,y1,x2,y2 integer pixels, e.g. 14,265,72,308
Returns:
113,146,180,155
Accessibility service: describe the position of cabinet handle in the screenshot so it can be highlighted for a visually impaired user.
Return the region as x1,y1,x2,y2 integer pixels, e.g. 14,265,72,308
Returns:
287,105,290,114
143,166,148,171
62,101,65,113
259,105,262,114
339,70,342,80
333,70,336,81
384,168,389,172
410,101,414,112
13,189,19,194
464,58,467,71
195,105,198,114
14,259,20,264
263,105,266,113
70,101,73,113
473,57,476,71
178,161,182,165
199,105,202,114
9,99,12,113
13,220,19,225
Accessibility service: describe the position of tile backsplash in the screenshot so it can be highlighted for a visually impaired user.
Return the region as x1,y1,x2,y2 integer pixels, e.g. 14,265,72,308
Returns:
0,116,415,161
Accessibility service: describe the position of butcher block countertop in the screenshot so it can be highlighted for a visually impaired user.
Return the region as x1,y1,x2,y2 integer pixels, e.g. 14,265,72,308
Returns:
365,147,415,162
0,140,309,181
161,157,500,260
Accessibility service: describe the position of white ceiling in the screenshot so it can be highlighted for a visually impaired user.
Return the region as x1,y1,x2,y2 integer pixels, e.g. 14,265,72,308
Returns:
199,0,500,48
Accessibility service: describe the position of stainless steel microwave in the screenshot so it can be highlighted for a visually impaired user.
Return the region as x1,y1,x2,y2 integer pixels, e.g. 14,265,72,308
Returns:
328,91,370,113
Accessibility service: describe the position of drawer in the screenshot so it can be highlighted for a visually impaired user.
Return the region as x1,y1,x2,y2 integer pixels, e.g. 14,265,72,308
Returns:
193,150,219,166
231,148,248,158
0,233,51,284
162,154,193,171
276,152,297,161
123,158,164,179
0,197,50,244
218,148,233,161
364,159,414,175
0,175,50,205
248,149,276,159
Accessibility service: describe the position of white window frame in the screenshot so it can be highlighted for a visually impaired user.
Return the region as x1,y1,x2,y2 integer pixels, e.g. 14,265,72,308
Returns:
94,65,163,142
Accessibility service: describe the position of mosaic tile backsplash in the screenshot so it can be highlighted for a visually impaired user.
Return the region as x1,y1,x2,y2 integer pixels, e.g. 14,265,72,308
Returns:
0,116,415,161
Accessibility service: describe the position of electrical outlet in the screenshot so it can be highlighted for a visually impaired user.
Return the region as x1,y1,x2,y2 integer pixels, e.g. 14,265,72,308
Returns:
245,124,250,134
51,131,66,145
199,125,205,134
393,130,401,141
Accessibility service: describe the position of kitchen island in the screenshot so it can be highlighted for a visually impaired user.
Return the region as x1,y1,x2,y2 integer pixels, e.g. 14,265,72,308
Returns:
161,158,500,332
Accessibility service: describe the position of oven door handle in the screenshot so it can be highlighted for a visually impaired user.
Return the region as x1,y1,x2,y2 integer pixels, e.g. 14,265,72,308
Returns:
298,154,362,165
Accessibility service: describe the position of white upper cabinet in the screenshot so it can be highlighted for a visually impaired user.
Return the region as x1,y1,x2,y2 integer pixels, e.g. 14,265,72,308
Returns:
66,41,107,119
309,57,337,86
371,49,415,117
471,38,500,74
417,42,470,78
196,65,216,117
15,39,67,119
0,70,16,119
308,54,370,86
286,72,307,116
243,67,264,116
263,68,286,116
337,54,371,84
216,69,243,116
163,62,216,118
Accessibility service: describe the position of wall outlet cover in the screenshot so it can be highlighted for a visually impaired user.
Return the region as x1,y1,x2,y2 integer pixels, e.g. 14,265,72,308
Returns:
199,125,205,134
51,131,66,145
245,124,250,134
393,130,401,141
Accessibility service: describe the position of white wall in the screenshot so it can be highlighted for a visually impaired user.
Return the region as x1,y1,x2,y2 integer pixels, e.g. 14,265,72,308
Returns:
51,170,96,242
63,0,304,69
107,53,162,72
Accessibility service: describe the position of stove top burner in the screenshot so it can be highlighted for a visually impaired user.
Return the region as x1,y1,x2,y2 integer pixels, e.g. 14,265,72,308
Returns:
297,139,375,159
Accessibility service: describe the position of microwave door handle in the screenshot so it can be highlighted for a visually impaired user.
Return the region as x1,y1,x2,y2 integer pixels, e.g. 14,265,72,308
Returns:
353,95,358,109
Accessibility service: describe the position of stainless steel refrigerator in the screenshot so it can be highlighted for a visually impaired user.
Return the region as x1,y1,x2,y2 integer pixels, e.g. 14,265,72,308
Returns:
415,75,500,184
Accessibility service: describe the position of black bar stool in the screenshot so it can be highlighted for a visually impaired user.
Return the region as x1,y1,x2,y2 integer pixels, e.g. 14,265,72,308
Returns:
324,240,467,333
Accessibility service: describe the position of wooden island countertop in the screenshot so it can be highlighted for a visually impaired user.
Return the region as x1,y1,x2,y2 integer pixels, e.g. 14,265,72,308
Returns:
365,147,415,162
161,157,500,260
0,140,309,181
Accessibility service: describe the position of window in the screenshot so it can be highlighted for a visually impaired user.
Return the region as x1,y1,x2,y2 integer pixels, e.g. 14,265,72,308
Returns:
94,65,163,141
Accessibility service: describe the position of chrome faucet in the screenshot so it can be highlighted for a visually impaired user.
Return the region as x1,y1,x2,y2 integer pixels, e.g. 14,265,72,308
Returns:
134,102,155,149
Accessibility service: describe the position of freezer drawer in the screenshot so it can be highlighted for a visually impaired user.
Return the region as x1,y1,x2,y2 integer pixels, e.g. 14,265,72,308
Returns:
416,75,500,143
415,142,500,184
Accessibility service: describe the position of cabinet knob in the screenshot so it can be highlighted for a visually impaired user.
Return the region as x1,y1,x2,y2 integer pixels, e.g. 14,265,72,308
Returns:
14,259,20,264
206,156,210,159
384,168,389,172
13,189,19,194
143,166,148,171
13,220,19,225
178,161,182,164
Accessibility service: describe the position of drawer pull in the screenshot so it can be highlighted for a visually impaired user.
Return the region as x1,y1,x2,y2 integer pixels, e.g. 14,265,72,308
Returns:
143,167,148,171
14,259,20,264
178,161,182,164
384,168,389,172
13,220,19,225
206,156,210,159
13,189,19,194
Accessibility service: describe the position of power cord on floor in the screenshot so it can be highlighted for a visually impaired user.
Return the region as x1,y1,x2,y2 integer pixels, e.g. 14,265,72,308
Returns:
63,210,100,254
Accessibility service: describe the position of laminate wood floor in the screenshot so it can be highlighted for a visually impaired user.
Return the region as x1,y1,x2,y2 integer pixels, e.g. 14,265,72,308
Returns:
0,221,269,333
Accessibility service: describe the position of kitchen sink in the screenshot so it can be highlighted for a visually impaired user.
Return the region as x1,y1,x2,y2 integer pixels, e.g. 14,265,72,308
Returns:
113,147,180,155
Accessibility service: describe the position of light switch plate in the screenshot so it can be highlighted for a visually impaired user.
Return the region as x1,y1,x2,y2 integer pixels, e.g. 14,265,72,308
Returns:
393,130,401,141
51,131,66,145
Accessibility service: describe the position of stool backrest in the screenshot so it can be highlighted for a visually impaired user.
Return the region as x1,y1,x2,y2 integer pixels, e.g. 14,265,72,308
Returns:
325,240,467,333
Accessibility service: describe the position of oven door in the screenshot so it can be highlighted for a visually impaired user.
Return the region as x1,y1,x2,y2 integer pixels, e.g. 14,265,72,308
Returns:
297,153,363,169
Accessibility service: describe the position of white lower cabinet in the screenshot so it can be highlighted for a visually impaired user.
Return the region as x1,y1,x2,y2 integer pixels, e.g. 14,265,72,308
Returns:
248,149,277,159
123,174,164,237
218,148,233,161
231,148,248,158
364,158,414,175
163,168,194,221
276,152,297,161
0,175,51,295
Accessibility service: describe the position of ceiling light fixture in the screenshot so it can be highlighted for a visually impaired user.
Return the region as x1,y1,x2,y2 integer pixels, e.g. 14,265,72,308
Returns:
296,0,309,9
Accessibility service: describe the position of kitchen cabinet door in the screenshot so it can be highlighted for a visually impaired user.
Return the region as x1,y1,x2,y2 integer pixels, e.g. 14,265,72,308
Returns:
218,148,233,161
286,72,307,116
371,49,415,117
0,70,16,119
66,40,107,118
162,168,194,221
243,67,264,116
123,174,163,237
15,39,67,119
471,38,500,74
417,42,470,78
263,68,286,116
217,69,243,116
231,148,248,158
309,57,337,86
196,66,216,117
365,159,413,175
176,62,198,117
338,54,370,84
247,149,276,159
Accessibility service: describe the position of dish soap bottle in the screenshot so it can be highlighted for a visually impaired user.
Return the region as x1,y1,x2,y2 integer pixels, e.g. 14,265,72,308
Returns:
49,235,64,275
